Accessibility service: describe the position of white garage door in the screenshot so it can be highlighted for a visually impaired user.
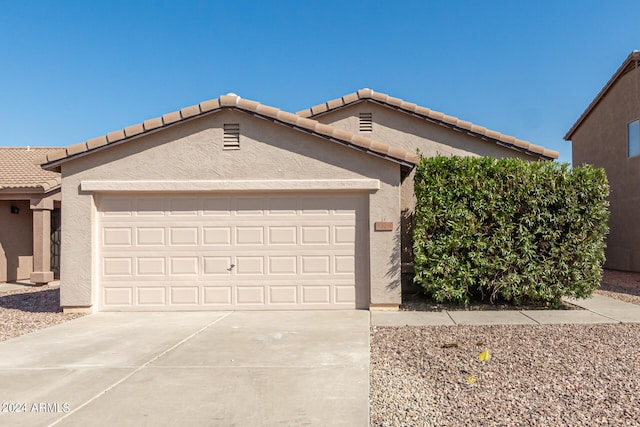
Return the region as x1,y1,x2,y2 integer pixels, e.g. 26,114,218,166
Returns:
96,193,367,311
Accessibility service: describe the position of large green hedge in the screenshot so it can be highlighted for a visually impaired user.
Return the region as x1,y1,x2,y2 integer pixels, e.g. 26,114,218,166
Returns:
413,156,609,306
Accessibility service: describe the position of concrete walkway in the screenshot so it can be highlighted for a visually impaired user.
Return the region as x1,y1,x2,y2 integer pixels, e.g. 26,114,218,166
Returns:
372,294,640,327
0,280,58,293
0,311,369,427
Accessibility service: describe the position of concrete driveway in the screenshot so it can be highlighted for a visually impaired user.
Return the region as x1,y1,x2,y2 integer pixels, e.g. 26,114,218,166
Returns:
0,311,369,426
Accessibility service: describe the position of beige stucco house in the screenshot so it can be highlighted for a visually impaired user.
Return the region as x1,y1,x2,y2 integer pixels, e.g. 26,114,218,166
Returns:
36,90,557,313
565,51,640,272
0,147,61,284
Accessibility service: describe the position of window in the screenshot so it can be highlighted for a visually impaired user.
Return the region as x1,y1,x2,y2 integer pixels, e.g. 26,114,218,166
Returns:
359,112,373,132
223,124,240,150
628,120,640,158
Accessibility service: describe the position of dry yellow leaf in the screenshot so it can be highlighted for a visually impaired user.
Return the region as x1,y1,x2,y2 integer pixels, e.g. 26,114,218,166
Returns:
478,349,491,361
466,376,477,383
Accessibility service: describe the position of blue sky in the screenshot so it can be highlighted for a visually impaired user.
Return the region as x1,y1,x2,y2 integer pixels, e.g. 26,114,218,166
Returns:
1,1,639,164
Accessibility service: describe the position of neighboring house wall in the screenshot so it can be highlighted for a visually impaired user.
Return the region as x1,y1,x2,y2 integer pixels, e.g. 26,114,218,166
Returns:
0,200,33,282
571,64,640,271
58,110,402,309
315,101,536,265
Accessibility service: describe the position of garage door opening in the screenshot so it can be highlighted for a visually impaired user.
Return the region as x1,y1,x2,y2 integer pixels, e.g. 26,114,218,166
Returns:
96,193,369,311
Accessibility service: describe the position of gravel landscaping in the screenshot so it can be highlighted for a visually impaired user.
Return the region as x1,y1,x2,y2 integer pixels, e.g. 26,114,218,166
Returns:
0,284,85,343
371,269,640,426
370,323,640,426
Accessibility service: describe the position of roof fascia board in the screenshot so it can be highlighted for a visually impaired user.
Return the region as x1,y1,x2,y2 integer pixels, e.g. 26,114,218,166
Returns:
42,109,224,171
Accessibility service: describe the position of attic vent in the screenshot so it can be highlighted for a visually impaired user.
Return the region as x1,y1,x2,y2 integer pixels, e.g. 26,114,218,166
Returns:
359,112,373,132
223,124,240,150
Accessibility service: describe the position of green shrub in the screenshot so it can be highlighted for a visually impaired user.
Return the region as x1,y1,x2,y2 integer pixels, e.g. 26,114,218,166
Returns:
413,156,609,307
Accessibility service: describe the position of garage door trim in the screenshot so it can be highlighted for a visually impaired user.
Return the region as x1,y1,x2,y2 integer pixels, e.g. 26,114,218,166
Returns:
81,179,380,192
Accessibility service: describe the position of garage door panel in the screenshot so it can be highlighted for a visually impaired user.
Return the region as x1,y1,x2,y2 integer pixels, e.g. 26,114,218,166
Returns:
335,286,356,304
335,255,355,274
302,286,331,304
236,286,265,304
301,256,331,274
137,228,165,245
103,257,132,276
235,256,264,275
169,227,199,245
269,286,298,304
236,227,264,245
171,287,200,305
268,256,297,274
136,257,165,275
169,257,199,275
268,226,297,244
203,286,232,305
98,193,366,311
103,227,132,246
137,287,167,305
103,287,133,306
203,257,232,275
334,226,356,244
301,226,330,245
203,227,231,245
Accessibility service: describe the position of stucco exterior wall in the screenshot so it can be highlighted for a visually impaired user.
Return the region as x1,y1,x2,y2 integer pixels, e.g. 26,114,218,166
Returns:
59,110,402,309
571,66,640,271
0,200,33,282
315,102,536,264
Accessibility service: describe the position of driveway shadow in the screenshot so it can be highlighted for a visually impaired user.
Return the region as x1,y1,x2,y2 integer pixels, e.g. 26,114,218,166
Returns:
0,288,62,313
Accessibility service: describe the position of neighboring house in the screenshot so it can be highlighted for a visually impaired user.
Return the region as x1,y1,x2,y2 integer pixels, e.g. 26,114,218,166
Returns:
37,91,558,313
565,51,640,272
0,147,61,284
297,89,558,274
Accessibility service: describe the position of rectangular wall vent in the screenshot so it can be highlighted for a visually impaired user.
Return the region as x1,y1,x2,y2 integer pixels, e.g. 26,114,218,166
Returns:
359,112,373,132
223,124,240,149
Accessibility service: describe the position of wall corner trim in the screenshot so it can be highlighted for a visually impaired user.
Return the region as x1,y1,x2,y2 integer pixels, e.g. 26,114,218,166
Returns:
80,179,381,192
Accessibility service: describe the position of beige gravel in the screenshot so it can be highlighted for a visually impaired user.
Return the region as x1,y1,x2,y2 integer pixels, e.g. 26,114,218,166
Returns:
371,269,640,426
371,324,640,426
0,285,85,343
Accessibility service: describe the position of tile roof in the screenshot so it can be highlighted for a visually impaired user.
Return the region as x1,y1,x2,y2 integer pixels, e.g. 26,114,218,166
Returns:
564,51,640,141
297,88,559,160
38,94,420,171
0,147,61,193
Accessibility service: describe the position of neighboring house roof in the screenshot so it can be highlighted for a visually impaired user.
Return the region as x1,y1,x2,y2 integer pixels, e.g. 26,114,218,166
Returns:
297,88,559,160
565,51,640,141
38,94,420,172
0,147,61,193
